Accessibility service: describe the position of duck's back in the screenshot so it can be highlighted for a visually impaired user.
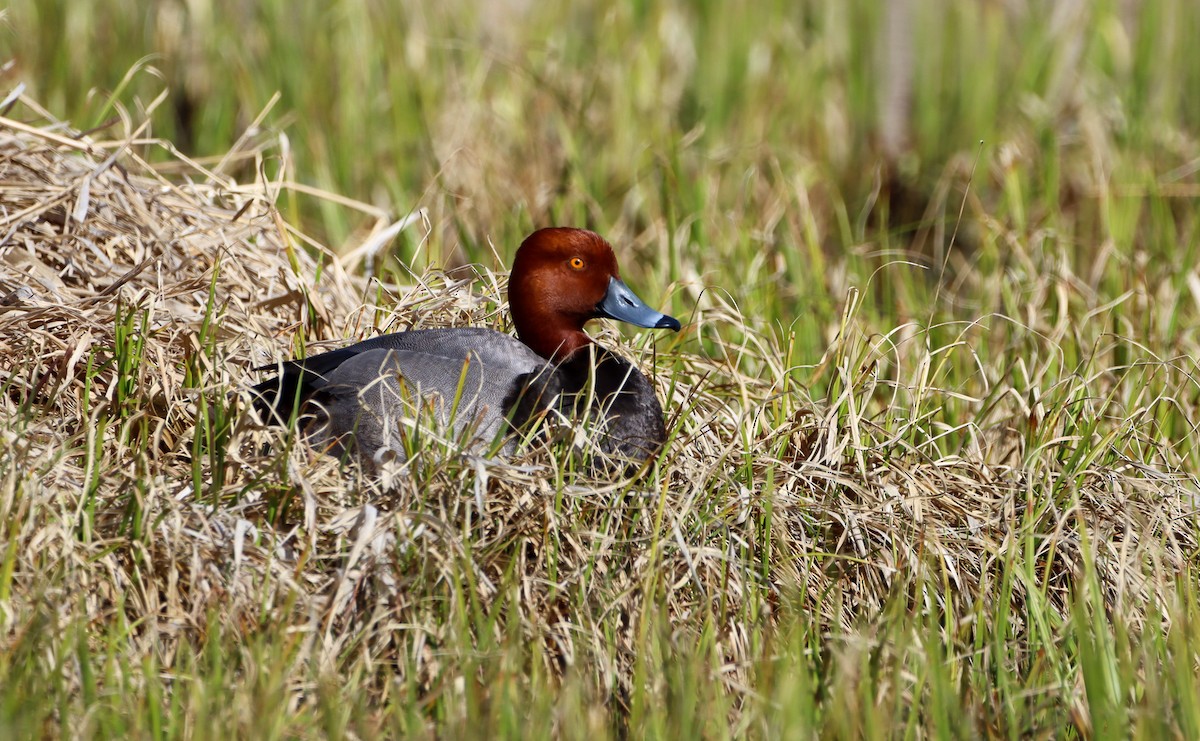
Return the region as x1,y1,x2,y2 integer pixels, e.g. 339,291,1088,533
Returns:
254,328,551,459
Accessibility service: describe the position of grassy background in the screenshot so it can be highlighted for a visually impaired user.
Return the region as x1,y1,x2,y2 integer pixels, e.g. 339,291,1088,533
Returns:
13,0,1200,382
4,0,1200,737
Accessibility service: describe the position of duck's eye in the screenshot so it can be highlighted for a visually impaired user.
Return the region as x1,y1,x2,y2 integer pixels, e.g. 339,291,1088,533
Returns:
568,257,586,271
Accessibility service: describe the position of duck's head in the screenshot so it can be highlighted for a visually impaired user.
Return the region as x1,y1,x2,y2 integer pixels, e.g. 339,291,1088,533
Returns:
507,227,681,361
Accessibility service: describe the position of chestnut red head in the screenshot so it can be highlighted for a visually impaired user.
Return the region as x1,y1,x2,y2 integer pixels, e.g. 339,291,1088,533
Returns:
507,228,680,361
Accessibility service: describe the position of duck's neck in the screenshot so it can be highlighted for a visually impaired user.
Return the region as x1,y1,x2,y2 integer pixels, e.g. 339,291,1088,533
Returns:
509,290,590,361
520,323,593,363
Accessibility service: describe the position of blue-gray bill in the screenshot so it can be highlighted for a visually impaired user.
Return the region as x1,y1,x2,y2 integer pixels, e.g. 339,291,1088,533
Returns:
595,276,681,331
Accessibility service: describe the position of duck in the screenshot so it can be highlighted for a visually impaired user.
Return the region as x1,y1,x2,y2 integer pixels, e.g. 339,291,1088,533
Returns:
251,227,682,468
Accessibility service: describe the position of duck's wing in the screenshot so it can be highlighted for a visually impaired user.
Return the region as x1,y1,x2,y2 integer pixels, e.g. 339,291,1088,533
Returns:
251,328,558,457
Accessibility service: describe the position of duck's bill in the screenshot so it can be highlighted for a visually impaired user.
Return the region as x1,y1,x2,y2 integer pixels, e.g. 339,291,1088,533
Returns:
595,276,682,331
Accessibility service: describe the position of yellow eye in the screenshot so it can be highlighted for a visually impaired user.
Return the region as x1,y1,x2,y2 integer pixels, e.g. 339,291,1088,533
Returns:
568,257,586,270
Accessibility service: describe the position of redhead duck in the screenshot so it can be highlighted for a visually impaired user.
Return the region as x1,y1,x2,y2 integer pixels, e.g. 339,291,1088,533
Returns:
252,227,681,467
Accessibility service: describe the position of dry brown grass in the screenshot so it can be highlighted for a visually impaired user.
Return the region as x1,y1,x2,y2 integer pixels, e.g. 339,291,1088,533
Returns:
2,94,1197,729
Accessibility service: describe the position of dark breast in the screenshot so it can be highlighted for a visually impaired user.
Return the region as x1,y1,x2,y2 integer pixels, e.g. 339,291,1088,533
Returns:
512,348,668,466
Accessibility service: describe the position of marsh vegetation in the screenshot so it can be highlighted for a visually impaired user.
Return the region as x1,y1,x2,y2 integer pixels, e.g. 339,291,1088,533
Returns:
3,1,1200,736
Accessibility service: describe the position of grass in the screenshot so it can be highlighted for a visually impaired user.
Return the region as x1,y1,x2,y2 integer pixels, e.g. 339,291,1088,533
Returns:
3,0,1200,736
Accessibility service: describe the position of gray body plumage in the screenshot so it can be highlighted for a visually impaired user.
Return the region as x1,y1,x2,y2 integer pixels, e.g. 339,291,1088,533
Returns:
252,327,668,468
